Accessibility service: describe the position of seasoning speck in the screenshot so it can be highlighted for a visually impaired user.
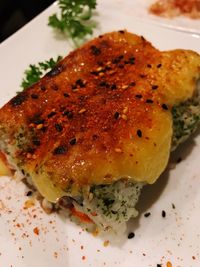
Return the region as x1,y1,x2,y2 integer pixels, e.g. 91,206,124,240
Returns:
33,227,39,235
128,232,135,239
172,203,176,209
103,240,110,247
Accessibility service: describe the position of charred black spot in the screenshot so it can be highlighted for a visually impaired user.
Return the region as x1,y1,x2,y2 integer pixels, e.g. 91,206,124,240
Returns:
46,64,64,77
63,110,73,119
11,93,27,107
53,145,67,155
76,79,85,88
47,111,57,118
31,94,39,99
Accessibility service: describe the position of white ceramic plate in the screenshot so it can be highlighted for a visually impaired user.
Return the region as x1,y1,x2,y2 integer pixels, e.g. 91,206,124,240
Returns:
0,1,200,267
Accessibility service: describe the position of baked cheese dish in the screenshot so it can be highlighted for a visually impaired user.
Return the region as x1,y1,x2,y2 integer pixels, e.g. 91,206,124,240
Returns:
0,31,199,233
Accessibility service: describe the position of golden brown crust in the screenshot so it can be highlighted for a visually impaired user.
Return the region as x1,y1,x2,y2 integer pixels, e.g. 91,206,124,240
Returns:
0,31,199,198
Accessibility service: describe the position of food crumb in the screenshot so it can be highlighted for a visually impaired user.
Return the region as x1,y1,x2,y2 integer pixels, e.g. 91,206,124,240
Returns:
81,245,84,250
33,227,39,235
172,203,175,209
82,256,86,260
192,256,196,260
103,240,110,247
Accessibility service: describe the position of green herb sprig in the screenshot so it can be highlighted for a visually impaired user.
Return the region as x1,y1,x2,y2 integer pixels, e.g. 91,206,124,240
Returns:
21,56,62,89
48,0,97,43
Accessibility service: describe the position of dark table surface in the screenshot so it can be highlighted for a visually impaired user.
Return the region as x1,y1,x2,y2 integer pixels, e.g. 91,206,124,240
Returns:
0,0,54,42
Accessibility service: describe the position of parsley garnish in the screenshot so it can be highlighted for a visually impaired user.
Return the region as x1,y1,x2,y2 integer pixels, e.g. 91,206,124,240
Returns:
21,56,62,89
48,0,97,44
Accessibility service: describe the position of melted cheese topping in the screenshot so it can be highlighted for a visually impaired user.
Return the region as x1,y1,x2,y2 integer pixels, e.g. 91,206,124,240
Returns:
0,31,199,202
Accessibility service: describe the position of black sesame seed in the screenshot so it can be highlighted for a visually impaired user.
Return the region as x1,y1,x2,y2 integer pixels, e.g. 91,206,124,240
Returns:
46,64,63,77
111,84,117,90
63,110,73,119
76,79,85,88
147,64,152,68
90,45,101,56
33,118,45,125
137,129,142,138
55,123,63,132
31,94,39,99
152,85,158,90
162,104,168,110
90,71,99,76
47,111,57,118
53,145,67,155
63,93,70,98
26,191,33,196
99,81,107,87
129,82,136,86
135,94,142,99
144,212,151,217
112,55,123,64
157,63,162,68
146,99,154,104
128,232,135,239
162,210,166,218
105,66,112,71
69,138,76,145
114,112,120,119
172,203,176,209
40,85,46,91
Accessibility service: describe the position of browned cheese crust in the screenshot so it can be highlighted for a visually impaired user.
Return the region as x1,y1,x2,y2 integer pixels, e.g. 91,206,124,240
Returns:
0,31,199,199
